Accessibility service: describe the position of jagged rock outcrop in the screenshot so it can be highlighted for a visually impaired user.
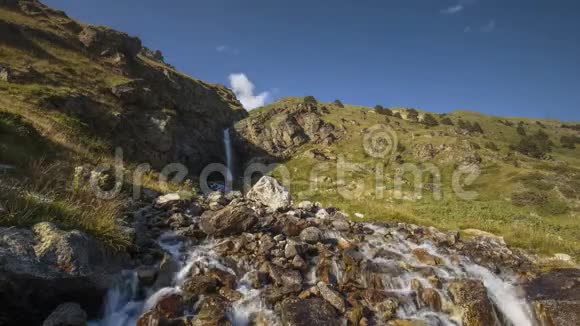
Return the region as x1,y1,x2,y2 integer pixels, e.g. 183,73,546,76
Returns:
235,100,341,162
0,222,128,325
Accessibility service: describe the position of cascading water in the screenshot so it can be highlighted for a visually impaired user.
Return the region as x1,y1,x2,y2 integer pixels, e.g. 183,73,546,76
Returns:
92,220,536,325
223,128,233,191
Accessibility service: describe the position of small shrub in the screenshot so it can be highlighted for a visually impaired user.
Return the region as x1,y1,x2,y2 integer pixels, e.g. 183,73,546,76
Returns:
514,130,553,159
374,105,384,114
440,117,453,126
333,99,344,108
539,199,569,215
406,109,419,121
304,96,317,106
470,141,481,150
383,108,393,116
516,124,527,136
393,112,402,119
560,135,579,149
484,141,499,151
511,191,548,206
422,113,439,127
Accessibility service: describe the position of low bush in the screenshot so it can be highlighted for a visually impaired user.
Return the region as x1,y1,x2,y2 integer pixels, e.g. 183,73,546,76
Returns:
511,190,547,206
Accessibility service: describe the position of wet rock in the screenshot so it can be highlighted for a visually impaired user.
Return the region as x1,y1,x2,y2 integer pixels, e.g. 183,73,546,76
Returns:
419,288,442,311
219,287,243,302
246,176,292,211
207,268,237,289
533,300,580,326
42,302,87,326
182,275,217,300
153,254,180,290
300,226,323,244
361,289,399,321
317,282,346,313
387,320,428,326
278,297,341,326
268,264,303,291
137,265,158,286
448,279,499,326
332,219,350,232
412,248,442,266
291,255,307,271
200,204,258,237
525,268,580,325
190,295,231,326
154,293,184,319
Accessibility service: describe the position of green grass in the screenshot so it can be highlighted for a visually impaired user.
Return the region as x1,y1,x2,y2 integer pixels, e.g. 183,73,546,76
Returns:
0,162,130,250
256,98,580,259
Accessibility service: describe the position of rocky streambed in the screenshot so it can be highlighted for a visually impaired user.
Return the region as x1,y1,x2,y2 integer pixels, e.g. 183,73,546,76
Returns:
2,176,579,325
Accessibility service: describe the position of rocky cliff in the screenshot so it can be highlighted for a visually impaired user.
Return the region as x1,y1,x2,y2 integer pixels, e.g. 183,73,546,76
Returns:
0,0,247,173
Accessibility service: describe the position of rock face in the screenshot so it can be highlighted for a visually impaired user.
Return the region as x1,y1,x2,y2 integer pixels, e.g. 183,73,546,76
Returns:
0,223,127,325
246,176,292,211
235,99,341,162
0,0,247,174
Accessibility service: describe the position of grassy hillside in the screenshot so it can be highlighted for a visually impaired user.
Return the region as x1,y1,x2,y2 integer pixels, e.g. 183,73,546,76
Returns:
0,1,243,249
242,97,580,259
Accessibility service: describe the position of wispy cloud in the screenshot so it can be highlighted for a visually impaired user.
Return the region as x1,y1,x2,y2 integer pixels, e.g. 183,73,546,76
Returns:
228,73,269,110
480,20,496,32
464,26,472,33
440,4,463,14
216,45,240,55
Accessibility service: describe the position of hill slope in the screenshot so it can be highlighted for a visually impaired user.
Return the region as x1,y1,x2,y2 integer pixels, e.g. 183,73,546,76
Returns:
235,97,580,258
0,0,246,246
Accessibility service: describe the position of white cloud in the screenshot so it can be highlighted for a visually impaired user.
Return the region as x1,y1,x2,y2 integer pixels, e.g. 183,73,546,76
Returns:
228,73,269,110
216,45,239,55
440,4,463,14
480,20,496,32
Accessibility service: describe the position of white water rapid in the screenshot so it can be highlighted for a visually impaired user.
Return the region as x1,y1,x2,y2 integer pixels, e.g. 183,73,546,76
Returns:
91,222,536,326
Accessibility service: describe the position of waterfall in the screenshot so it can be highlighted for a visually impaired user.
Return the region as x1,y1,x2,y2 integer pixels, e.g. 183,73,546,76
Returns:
223,128,233,190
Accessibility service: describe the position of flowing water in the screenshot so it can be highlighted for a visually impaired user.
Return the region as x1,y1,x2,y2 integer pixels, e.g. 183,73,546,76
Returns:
92,223,536,326
223,128,233,190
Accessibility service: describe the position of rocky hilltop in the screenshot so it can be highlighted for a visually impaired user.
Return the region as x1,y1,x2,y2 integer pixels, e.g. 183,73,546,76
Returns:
0,0,247,172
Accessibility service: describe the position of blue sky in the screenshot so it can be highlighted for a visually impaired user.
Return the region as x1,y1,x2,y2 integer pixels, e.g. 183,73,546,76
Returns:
45,0,580,120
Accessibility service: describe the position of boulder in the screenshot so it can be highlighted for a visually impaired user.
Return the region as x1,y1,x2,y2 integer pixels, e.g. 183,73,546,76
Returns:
190,295,231,326
278,297,341,326
200,204,258,237
0,223,127,325
448,279,500,326
317,282,346,313
246,176,292,211
525,268,580,325
299,226,323,244
42,303,87,326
